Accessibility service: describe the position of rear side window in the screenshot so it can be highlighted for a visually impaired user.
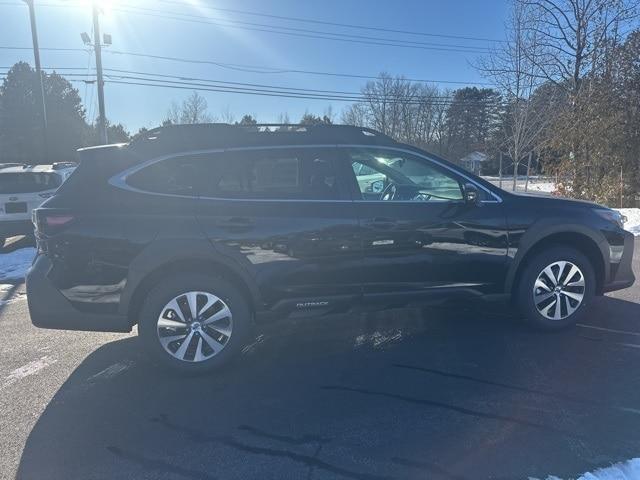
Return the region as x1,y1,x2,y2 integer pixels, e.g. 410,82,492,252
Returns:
207,149,340,200
127,155,209,196
0,172,62,194
127,149,342,200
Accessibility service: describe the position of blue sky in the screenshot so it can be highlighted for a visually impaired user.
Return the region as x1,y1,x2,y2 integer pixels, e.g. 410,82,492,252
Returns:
0,0,509,132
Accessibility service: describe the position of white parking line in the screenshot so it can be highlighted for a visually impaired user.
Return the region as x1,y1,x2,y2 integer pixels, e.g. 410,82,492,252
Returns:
577,324,640,337
87,361,133,382
3,356,56,387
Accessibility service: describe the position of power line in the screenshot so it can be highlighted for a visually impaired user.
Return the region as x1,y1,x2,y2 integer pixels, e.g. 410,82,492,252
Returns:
114,5,492,54
0,0,492,54
0,46,494,86
99,76,501,106
0,0,503,44
156,0,504,43
0,66,499,105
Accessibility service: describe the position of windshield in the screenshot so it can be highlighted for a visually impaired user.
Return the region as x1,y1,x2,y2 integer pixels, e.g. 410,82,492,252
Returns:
0,172,62,194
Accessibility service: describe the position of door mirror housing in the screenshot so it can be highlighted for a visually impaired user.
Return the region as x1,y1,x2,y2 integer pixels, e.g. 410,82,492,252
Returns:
463,183,481,205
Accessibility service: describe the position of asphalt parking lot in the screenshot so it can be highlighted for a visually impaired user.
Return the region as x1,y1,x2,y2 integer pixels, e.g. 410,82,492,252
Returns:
0,239,639,480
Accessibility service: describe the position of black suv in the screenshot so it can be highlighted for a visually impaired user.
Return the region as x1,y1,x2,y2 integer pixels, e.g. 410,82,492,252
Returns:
27,124,635,372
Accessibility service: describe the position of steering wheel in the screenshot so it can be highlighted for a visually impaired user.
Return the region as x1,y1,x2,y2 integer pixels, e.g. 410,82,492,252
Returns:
380,183,397,201
412,192,432,202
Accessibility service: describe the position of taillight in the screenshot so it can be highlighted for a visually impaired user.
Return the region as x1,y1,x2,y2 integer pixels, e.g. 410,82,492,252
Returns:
33,209,75,235
45,214,74,228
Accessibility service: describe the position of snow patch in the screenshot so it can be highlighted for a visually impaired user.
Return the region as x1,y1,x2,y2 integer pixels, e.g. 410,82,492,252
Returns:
538,458,640,480
0,247,36,282
483,176,557,193
0,283,27,305
617,208,640,236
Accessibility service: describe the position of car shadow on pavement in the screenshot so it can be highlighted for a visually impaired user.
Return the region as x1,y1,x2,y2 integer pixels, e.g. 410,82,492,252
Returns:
16,297,640,480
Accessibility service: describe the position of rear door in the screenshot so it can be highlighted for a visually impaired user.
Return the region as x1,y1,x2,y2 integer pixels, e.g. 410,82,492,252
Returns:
341,146,509,299
196,146,362,312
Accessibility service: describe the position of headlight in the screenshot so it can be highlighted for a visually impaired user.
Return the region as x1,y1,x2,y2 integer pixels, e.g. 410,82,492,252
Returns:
593,209,627,229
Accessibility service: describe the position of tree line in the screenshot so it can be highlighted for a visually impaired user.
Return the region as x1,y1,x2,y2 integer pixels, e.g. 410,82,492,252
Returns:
344,0,640,206
1,0,638,206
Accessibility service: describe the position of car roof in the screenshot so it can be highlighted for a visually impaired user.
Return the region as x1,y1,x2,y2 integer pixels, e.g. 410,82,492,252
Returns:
127,123,399,157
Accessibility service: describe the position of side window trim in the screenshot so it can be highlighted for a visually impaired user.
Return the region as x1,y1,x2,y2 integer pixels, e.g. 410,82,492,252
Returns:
110,144,502,203
111,145,355,202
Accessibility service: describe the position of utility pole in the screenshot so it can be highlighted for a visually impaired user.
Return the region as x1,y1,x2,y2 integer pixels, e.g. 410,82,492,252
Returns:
92,1,108,143
23,0,48,162
498,151,503,188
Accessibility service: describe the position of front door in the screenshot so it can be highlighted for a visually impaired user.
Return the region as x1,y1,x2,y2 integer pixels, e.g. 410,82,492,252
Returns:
340,146,509,299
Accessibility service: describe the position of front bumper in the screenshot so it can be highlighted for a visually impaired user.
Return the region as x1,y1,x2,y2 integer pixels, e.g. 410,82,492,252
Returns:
26,255,131,332
0,219,33,238
602,231,635,293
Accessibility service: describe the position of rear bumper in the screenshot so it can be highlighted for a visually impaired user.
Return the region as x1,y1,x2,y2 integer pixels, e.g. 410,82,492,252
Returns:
0,219,33,237
26,255,131,333
602,231,635,293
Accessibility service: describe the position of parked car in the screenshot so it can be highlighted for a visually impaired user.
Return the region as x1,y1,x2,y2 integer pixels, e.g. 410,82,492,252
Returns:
26,124,635,373
0,163,76,247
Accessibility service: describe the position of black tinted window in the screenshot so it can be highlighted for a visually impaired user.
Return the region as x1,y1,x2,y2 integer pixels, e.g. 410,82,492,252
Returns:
204,149,340,200
127,155,208,196
127,149,341,200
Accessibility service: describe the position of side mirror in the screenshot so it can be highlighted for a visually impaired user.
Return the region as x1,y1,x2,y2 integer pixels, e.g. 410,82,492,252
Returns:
463,183,480,205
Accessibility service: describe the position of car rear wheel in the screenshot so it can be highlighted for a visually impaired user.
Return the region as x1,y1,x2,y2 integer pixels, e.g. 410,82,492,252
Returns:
516,247,595,330
138,273,252,373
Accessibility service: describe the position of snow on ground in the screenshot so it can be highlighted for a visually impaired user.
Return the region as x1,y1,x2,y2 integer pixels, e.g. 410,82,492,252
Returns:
483,176,557,193
0,247,36,282
538,457,640,480
618,208,640,236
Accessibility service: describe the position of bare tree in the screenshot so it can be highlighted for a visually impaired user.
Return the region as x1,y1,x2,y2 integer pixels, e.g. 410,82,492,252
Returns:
219,105,235,124
478,0,553,190
164,91,213,125
520,0,637,96
518,0,638,195
341,102,367,126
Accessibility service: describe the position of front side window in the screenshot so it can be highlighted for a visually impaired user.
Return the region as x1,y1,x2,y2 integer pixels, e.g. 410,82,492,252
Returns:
347,148,464,202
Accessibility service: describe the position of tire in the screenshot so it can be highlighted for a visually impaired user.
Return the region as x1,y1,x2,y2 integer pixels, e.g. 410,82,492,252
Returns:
516,246,595,330
138,273,252,374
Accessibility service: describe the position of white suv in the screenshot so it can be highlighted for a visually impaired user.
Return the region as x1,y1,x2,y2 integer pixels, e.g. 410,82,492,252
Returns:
0,163,76,247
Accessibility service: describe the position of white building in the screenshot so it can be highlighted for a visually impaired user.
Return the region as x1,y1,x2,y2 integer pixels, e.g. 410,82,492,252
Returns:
460,151,488,175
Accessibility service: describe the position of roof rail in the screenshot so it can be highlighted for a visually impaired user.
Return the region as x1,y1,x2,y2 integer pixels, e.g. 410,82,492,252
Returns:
52,161,78,170
0,163,26,169
130,123,396,150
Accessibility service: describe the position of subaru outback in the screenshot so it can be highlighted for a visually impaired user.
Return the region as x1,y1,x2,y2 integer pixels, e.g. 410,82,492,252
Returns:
26,124,635,373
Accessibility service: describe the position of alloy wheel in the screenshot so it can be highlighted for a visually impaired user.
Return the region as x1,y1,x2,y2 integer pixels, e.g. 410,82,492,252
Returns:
533,261,585,320
156,291,233,362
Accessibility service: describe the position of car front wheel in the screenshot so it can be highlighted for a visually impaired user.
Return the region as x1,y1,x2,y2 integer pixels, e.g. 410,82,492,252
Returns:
516,247,595,330
138,273,252,373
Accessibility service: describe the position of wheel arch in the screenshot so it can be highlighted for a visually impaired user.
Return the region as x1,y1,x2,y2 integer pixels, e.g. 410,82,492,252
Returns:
506,225,608,298
119,239,262,327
